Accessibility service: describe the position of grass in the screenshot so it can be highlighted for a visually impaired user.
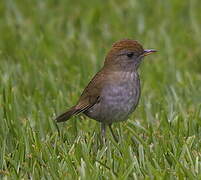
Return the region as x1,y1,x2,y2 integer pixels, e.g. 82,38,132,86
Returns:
0,0,201,179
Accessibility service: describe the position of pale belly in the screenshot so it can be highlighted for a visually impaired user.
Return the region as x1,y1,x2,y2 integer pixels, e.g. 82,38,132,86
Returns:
84,73,141,124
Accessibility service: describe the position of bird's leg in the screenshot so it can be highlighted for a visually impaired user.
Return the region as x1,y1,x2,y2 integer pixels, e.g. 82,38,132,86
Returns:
109,124,118,143
101,123,107,145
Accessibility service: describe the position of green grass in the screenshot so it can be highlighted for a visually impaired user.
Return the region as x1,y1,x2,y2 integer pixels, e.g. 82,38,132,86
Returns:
0,0,201,179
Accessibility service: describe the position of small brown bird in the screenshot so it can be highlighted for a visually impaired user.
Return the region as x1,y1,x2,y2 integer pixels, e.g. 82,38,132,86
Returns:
56,39,156,141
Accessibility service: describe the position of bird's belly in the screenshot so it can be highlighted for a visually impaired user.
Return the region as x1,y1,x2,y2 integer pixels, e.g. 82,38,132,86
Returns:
85,79,140,123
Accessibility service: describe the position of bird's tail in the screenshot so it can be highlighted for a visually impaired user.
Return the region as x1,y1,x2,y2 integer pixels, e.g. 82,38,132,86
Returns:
55,106,77,122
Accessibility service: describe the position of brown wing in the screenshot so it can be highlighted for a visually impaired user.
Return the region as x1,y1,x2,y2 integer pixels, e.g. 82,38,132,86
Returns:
56,68,109,122
75,68,108,112
76,66,122,112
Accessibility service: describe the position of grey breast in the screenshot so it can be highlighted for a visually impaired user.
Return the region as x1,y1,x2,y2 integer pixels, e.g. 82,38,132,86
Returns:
85,72,141,123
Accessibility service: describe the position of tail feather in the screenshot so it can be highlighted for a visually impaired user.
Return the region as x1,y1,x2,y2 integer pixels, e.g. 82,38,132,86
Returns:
55,106,77,122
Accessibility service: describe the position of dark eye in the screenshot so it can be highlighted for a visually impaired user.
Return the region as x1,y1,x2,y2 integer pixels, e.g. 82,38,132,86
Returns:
127,52,134,58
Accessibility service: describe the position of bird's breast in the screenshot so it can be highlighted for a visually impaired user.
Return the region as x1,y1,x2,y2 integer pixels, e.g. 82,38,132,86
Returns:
102,71,140,113
85,71,141,123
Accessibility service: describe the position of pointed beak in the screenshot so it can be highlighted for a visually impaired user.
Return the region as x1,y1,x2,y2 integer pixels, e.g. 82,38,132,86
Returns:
143,49,157,56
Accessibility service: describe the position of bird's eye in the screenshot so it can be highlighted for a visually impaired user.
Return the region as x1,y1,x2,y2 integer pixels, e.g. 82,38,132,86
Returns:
127,52,134,58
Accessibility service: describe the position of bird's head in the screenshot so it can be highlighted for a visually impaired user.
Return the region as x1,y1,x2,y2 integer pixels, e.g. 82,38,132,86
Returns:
104,39,156,70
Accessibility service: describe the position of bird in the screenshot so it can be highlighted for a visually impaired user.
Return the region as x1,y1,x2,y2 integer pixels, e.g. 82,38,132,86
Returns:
55,39,156,142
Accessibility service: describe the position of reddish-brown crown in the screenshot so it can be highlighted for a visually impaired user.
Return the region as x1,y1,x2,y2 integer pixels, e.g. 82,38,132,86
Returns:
112,39,144,53
105,39,144,65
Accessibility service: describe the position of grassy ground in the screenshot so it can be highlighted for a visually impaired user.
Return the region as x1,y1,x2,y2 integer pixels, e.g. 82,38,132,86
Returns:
0,0,201,179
